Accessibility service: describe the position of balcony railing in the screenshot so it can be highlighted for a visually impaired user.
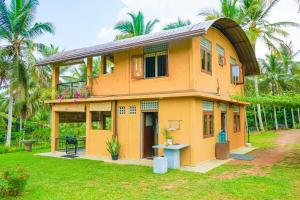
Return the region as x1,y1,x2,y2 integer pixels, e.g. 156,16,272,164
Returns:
57,81,91,100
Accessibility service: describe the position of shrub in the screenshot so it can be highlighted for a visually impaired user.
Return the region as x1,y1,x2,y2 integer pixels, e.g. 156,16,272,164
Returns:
0,146,10,154
0,167,29,197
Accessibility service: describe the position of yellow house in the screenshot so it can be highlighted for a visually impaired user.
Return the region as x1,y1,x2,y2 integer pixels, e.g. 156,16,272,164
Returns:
37,18,259,166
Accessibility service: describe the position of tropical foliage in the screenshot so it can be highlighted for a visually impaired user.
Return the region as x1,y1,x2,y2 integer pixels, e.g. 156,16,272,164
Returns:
114,11,159,40
163,18,191,30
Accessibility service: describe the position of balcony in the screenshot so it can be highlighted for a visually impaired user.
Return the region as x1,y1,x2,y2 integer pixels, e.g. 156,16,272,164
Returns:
57,81,91,100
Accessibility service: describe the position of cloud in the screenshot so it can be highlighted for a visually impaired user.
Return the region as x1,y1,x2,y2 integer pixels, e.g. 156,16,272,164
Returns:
97,27,117,43
96,0,300,59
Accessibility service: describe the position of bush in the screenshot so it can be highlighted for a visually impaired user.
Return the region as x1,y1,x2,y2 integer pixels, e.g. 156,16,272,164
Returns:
0,145,23,154
0,167,29,197
0,146,10,154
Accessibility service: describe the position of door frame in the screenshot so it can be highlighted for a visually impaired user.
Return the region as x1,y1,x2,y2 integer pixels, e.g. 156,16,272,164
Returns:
221,111,227,133
140,111,158,159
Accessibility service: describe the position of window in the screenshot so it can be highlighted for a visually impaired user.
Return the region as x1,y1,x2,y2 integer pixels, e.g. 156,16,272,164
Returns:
201,37,212,74
119,106,125,115
233,106,240,133
217,45,225,66
141,101,159,111
202,101,214,138
129,106,137,115
102,55,115,74
144,44,168,78
91,111,112,130
230,57,243,84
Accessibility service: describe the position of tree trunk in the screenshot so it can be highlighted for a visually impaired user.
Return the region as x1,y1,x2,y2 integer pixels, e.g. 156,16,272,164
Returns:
291,108,296,129
6,88,13,147
273,106,278,130
262,105,268,128
253,76,264,131
254,106,259,132
283,107,288,129
297,108,300,124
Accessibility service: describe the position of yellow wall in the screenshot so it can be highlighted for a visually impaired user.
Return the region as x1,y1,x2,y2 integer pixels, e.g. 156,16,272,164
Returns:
91,28,244,99
50,27,247,165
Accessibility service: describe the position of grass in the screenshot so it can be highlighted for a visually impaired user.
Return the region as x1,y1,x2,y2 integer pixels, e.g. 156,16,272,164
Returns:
250,131,280,149
0,131,299,200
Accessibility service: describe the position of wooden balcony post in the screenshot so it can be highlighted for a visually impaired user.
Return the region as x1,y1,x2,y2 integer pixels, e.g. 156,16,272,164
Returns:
51,107,59,153
87,57,93,89
51,65,59,100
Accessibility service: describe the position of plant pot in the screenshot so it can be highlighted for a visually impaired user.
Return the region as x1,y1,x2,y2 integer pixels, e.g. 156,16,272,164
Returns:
215,142,230,160
111,155,119,160
167,139,173,145
22,140,35,152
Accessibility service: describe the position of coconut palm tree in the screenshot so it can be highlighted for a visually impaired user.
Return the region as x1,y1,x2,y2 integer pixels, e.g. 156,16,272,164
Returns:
163,18,191,30
200,0,299,132
199,0,242,23
114,11,159,40
0,0,54,146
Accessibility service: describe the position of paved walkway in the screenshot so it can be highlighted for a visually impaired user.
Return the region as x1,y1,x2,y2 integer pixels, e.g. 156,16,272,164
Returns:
37,146,256,173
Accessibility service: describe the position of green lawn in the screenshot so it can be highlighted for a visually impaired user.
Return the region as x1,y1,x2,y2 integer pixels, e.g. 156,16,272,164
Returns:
250,131,280,149
0,132,299,200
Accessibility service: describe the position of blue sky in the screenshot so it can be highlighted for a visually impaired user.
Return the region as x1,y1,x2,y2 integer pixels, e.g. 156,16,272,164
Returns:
35,0,300,59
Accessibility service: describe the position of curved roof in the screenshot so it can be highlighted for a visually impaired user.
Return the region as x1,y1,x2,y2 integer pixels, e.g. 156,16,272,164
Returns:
36,18,259,76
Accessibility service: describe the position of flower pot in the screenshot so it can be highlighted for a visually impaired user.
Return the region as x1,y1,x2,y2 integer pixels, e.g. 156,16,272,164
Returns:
22,140,35,152
167,139,173,145
111,155,119,160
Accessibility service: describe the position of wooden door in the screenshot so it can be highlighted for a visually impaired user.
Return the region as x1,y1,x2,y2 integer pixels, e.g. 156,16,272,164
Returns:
143,113,155,158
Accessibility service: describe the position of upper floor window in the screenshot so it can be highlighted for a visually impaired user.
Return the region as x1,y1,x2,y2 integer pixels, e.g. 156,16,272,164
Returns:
233,106,241,133
217,45,225,66
144,44,168,78
102,55,115,74
201,37,212,74
230,57,243,84
203,101,214,138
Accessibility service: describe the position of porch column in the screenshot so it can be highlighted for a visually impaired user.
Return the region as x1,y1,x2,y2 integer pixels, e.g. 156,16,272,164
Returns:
87,57,93,89
112,101,117,137
85,104,91,154
51,65,59,100
51,107,59,153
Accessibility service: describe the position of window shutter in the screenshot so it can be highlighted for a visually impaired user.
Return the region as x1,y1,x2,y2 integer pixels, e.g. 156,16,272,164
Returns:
221,103,227,112
201,37,212,51
144,44,168,54
233,106,240,113
131,55,144,79
216,45,224,56
203,101,214,111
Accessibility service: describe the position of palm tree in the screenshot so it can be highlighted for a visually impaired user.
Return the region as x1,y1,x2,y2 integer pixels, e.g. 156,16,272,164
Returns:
0,0,54,146
260,52,287,129
199,0,242,23
163,18,191,30
200,0,299,132
61,58,100,83
114,11,159,40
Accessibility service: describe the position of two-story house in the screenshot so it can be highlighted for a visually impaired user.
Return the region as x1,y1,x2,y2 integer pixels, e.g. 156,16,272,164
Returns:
36,18,259,166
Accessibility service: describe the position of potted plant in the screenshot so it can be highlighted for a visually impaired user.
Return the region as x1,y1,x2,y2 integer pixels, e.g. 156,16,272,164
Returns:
106,136,120,160
162,129,173,145
21,140,36,152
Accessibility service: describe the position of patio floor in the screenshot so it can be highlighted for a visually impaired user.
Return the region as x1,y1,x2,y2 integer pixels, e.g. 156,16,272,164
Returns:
36,146,256,173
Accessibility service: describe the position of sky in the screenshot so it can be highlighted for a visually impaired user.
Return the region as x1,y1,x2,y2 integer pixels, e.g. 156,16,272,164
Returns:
35,0,300,59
